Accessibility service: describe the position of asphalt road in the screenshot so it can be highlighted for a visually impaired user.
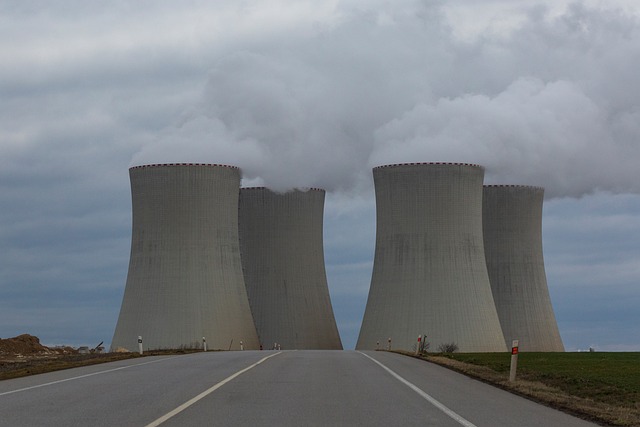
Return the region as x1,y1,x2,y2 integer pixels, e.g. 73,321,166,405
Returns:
0,350,598,426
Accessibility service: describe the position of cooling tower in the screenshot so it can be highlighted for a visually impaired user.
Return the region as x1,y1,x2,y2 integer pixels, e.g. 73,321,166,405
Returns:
356,163,507,352
238,188,343,350
483,185,564,351
111,163,259,351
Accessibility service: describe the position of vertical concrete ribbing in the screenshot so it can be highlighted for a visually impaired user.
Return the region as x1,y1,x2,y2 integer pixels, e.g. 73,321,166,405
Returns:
356,163,506,352
111,164,259,351
238,188,343,349
483,185,564,351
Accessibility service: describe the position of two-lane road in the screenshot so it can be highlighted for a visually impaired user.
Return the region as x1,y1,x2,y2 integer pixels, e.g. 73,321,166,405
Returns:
0,351,597,426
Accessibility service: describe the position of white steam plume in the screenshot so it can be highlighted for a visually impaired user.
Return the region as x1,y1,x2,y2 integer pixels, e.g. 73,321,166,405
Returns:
131,1,640,197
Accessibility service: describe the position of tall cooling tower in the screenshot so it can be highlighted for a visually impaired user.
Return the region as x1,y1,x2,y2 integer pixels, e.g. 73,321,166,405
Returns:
483,185,564,351
111,163,259,351
238,188,343,350
356,163,506,352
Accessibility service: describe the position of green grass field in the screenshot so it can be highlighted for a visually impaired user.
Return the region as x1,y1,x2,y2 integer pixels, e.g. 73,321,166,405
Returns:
443,352,640,409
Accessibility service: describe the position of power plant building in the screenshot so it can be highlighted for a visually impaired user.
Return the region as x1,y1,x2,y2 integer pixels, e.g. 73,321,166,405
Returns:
111,164,259,351
356,163,507,352
482,185,565,351
238,188,343,350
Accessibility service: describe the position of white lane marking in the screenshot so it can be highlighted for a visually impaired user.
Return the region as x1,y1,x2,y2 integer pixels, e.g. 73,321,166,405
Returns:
358,351,477,427
0,356,182,397
145,351,283,427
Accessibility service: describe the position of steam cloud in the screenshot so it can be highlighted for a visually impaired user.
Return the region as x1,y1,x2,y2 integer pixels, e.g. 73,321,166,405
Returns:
132,1,640,198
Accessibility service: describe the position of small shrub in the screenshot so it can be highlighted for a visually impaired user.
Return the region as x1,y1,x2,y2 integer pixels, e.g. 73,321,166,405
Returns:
437,342,459,353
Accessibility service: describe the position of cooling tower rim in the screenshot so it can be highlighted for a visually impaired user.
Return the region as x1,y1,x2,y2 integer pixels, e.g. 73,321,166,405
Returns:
130,163,240,170
484,184,545,191
241,186,325,192
373,162,483,170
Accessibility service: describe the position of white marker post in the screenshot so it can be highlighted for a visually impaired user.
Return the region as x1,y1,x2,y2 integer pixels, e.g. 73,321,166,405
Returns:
415,335,422,356
509,340,519,382
240,341,244,351
138,336,143,355
202,337,207,352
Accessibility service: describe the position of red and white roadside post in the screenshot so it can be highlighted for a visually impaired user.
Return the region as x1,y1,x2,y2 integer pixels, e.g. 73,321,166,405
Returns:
509,340,519,382
415,335,422,356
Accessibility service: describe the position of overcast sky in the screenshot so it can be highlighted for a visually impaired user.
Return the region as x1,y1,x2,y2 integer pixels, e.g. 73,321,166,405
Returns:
1,0,639,351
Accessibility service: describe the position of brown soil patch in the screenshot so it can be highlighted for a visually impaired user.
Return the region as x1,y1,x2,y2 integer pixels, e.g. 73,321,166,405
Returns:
0,334,59,356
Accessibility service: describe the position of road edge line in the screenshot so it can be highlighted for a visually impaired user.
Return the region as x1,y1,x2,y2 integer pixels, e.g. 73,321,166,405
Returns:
357,351,477,427
0,356,183,397
145,351,283,427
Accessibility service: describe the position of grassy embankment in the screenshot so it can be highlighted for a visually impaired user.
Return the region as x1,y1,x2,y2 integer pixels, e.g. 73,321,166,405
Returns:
398,351,640,426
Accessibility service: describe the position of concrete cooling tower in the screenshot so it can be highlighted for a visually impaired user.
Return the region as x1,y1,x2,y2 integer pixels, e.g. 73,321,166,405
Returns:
111,164,259,351
238,187,343,350
356,163,507,352
483,185,565,352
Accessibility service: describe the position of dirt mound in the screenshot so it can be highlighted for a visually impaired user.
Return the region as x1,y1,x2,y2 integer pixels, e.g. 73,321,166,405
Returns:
0,334,55,356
